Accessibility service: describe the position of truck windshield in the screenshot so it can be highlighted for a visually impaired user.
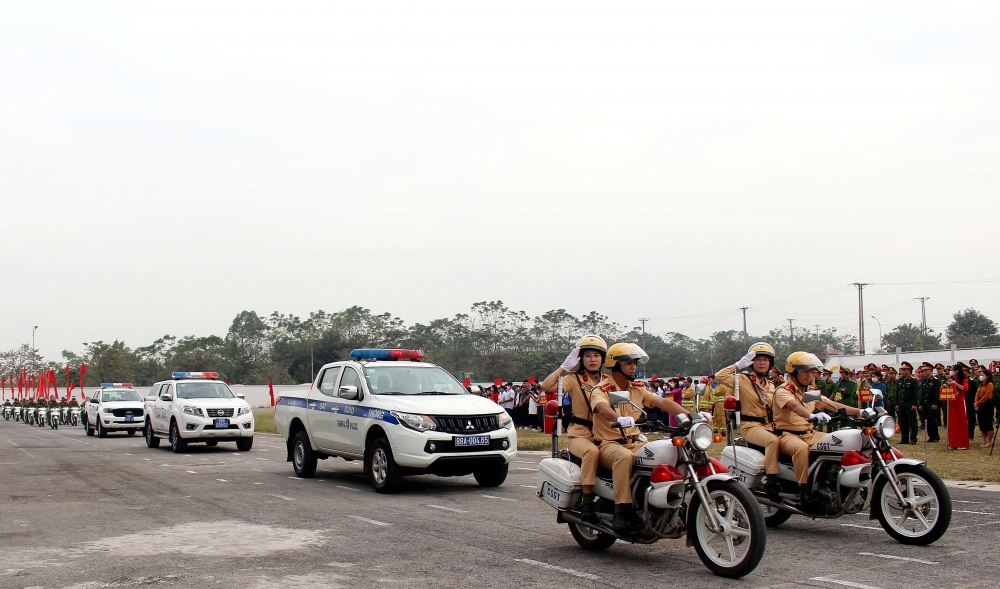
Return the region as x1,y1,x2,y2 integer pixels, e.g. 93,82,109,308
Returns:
102,390,143,403
176,382,235,399
363,366,468,396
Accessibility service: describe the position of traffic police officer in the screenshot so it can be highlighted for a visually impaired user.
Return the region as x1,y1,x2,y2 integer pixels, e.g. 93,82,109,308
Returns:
540,335,609,523
590,343,689,532
918,362,940,443
716,342,782,501
896,362,920,444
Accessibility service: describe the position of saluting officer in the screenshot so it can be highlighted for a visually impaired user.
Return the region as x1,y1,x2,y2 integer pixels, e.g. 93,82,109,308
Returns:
896,362,920,444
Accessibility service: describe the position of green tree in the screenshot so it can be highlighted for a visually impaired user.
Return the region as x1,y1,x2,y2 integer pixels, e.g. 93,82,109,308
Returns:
82,340,140,385
946,308,1000,348
881,323,943,353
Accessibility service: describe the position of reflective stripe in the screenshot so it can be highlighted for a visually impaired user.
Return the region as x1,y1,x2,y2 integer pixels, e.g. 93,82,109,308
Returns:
276,396,399,425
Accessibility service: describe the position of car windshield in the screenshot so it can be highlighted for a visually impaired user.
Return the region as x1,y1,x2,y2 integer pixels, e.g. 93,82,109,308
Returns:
176,382,235,399
363,366,468,395
101,389,143,403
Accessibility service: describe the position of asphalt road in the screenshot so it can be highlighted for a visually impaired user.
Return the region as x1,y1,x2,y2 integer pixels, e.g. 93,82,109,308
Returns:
1,419,997,589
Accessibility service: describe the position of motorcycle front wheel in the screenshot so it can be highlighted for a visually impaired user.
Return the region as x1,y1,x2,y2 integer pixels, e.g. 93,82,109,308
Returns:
688,479,767,578
872,464,951,545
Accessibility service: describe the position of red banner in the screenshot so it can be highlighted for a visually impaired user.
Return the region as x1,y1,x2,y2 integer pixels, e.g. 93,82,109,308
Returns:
268,380,275,407
462,377,471,388
939,384,957,401
859,388,872,404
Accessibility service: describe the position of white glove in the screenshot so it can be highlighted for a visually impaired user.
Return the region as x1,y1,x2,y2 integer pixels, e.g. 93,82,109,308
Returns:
698,411,713,422
872,390,884,400
813,412,832,424
560,347,581,372
735,351,757,370
616,416,635,428
637,434,648,443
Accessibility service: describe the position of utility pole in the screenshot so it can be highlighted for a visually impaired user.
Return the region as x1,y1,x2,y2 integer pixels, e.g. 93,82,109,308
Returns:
853,283,870,355
787,319,795,347
32,326,38,355
738,307,749,344
638,318,649,350
814,324,821,337
914,297,930,336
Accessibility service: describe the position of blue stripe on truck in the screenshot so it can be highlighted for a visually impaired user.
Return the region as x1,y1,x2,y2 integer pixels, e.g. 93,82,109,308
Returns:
276,395,399,425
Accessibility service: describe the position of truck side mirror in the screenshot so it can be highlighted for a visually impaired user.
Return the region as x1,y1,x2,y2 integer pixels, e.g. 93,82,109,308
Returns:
236,393,246,399
338,386,359,400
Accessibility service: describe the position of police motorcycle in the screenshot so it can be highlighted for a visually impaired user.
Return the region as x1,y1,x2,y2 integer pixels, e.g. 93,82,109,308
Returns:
3,404,10,420
48,407,59,429
69,406,80,427
35,405,47,428
25,405,36,425
721,390,951,546
537,389,766,578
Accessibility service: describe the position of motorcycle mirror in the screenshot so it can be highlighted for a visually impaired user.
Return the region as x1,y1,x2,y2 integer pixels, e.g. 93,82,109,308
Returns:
607,392,630,406
802,391,822,403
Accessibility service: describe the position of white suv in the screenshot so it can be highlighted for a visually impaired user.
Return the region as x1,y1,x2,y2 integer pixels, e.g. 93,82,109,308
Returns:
85,383,145,438
143,372,255,453
274,349,517,493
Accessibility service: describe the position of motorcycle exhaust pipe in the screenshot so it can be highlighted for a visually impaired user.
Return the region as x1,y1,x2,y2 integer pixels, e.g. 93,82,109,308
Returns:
755,495,811,517
559,510,625,540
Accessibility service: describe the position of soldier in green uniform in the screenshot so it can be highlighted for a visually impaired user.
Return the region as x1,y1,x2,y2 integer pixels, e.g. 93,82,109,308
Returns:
837,370,858,409
918,362,940,442
816,368,834,397
896,362,920,444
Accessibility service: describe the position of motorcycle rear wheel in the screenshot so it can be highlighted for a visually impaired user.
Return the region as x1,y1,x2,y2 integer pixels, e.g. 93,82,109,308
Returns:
688,479,767,578
762,502,793,528
872,464,951,545
568,521,617,551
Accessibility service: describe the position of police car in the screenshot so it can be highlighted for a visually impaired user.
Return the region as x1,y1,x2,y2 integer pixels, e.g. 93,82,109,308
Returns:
143,372,255,453
274,349,517,493
85,383,145,438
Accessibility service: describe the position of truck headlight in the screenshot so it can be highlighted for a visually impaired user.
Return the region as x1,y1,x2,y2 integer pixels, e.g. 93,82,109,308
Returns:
102,407,113,413
497,411,513,429
182,405,204,417
391,411,436,432
238,406,251,416
689,422,714,451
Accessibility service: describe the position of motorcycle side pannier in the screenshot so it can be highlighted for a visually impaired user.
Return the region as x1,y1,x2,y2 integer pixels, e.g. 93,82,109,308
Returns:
536,458,582,510
720,445,765,490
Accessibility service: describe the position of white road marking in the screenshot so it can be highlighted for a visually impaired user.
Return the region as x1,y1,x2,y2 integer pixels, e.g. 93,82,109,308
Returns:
216,479,229,482
427,504,468,513
347,515,390,526
519,485,535,488
811,577,883,589
955,510,996,515
839,523,882,531
254,483,263,485
269,494,295,501
953,500,984,504
857,552,937,564
514,558,600,580
483,494,518,502
185,471,197,474
335,486,360,492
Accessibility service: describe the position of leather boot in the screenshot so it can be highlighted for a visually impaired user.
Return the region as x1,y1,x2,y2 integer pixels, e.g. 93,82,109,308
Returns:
579,502,597,524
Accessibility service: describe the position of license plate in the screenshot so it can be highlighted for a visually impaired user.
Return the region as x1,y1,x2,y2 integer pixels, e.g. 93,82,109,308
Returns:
454,435,490,447
215,418,229,428
125,414,134,422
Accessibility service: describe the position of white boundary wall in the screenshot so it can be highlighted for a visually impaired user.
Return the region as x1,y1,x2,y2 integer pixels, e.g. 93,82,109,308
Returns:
824,345,1000,373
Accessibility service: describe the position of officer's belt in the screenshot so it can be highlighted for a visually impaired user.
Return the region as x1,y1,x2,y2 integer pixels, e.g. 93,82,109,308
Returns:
775,429,812,436
570,416,593,428
740,414,768,424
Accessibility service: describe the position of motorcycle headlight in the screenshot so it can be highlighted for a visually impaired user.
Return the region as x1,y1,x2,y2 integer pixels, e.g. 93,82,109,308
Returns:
238,406,251,416
689,422,714,451
877,415,896,439
391,411,436,432
498,411,513,429
182,405,204,417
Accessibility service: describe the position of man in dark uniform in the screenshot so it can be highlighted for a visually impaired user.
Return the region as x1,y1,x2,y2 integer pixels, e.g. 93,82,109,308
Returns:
918,362,940,443
883,367,898,420
963,362,978,441
934,363,948,425
896,362,920,444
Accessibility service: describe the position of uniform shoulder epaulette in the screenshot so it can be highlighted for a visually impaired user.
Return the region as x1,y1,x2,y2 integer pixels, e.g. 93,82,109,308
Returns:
631,380,645,387
599,381,616,392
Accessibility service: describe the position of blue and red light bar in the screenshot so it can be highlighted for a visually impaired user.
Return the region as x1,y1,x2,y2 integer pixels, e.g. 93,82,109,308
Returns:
101,382,135,388
171,372,220,380
349,349,424,361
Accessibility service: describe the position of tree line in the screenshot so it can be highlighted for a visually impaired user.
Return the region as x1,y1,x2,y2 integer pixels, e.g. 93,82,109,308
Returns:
1,303,997,387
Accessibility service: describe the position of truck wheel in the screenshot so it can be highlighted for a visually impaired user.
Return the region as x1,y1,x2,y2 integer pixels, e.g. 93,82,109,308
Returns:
473,463,509,487
368,437,403,494
169,421,187,453
292,431,317,478
236,437,253,452
145,421,160,448
86,420,94,436
97,421,108,438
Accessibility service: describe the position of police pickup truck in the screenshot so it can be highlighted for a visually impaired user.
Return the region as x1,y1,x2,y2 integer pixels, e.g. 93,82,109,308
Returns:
275,349,517,493
85,383,145,438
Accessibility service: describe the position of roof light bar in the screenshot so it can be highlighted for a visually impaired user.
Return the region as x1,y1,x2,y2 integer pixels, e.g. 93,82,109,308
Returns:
100,382,135,388
349,349,424,361
171,372,220,380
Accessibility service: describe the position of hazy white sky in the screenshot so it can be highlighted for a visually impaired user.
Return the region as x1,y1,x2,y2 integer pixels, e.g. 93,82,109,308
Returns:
3,1,998,361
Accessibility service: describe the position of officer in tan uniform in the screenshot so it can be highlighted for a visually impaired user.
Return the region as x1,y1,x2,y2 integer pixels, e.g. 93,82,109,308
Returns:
716,342,782,501
773,351,862,507
590,343,691,532
540,335,609,523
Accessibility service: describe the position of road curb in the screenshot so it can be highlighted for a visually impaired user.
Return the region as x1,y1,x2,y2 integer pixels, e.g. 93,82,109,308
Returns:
945,479,1000,493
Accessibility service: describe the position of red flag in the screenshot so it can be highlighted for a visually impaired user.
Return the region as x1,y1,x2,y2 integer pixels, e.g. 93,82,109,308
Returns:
64,365,71,401
462,377,471,388
651,374,658,381
526,375,536,385
1,377,5,401
268,380,275,407
493,377,502,387
79,363,87,389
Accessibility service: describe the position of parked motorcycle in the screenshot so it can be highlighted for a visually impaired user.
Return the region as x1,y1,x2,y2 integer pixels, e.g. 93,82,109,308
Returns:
721,391,951,545
537,391,766,578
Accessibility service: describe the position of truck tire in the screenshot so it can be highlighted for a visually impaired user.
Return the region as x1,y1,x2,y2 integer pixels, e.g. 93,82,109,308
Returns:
86,420,94,436
169,420,187,453
367,437,403,494
291,431,317,478
97,421,108,438
145,421,160,448
473,463,509,487
236,437,253,452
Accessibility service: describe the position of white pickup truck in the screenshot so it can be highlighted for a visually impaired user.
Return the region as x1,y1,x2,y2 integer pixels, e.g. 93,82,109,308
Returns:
275,349,517,493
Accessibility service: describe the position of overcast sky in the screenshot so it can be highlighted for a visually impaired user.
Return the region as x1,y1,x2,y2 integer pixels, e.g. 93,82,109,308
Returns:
3,1,998,361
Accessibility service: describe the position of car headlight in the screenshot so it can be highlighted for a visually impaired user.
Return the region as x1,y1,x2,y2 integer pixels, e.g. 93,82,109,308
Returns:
182,405,204,417
391,411,436,432
102,407,113,413
689,422,714,451
238,406,251,416
877,415,896,439
498,411,513,429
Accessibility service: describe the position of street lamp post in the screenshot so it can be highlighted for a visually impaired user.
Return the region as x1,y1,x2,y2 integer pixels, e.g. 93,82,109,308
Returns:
32,326,38,354
870,316,882,354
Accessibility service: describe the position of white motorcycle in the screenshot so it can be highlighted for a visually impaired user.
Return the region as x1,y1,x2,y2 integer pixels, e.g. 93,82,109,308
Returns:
69,407,80,427
48,407,59,429
25,406,36,425
537,391,766,578
36,407,47,428
721,391,951,545
3,405,10,420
